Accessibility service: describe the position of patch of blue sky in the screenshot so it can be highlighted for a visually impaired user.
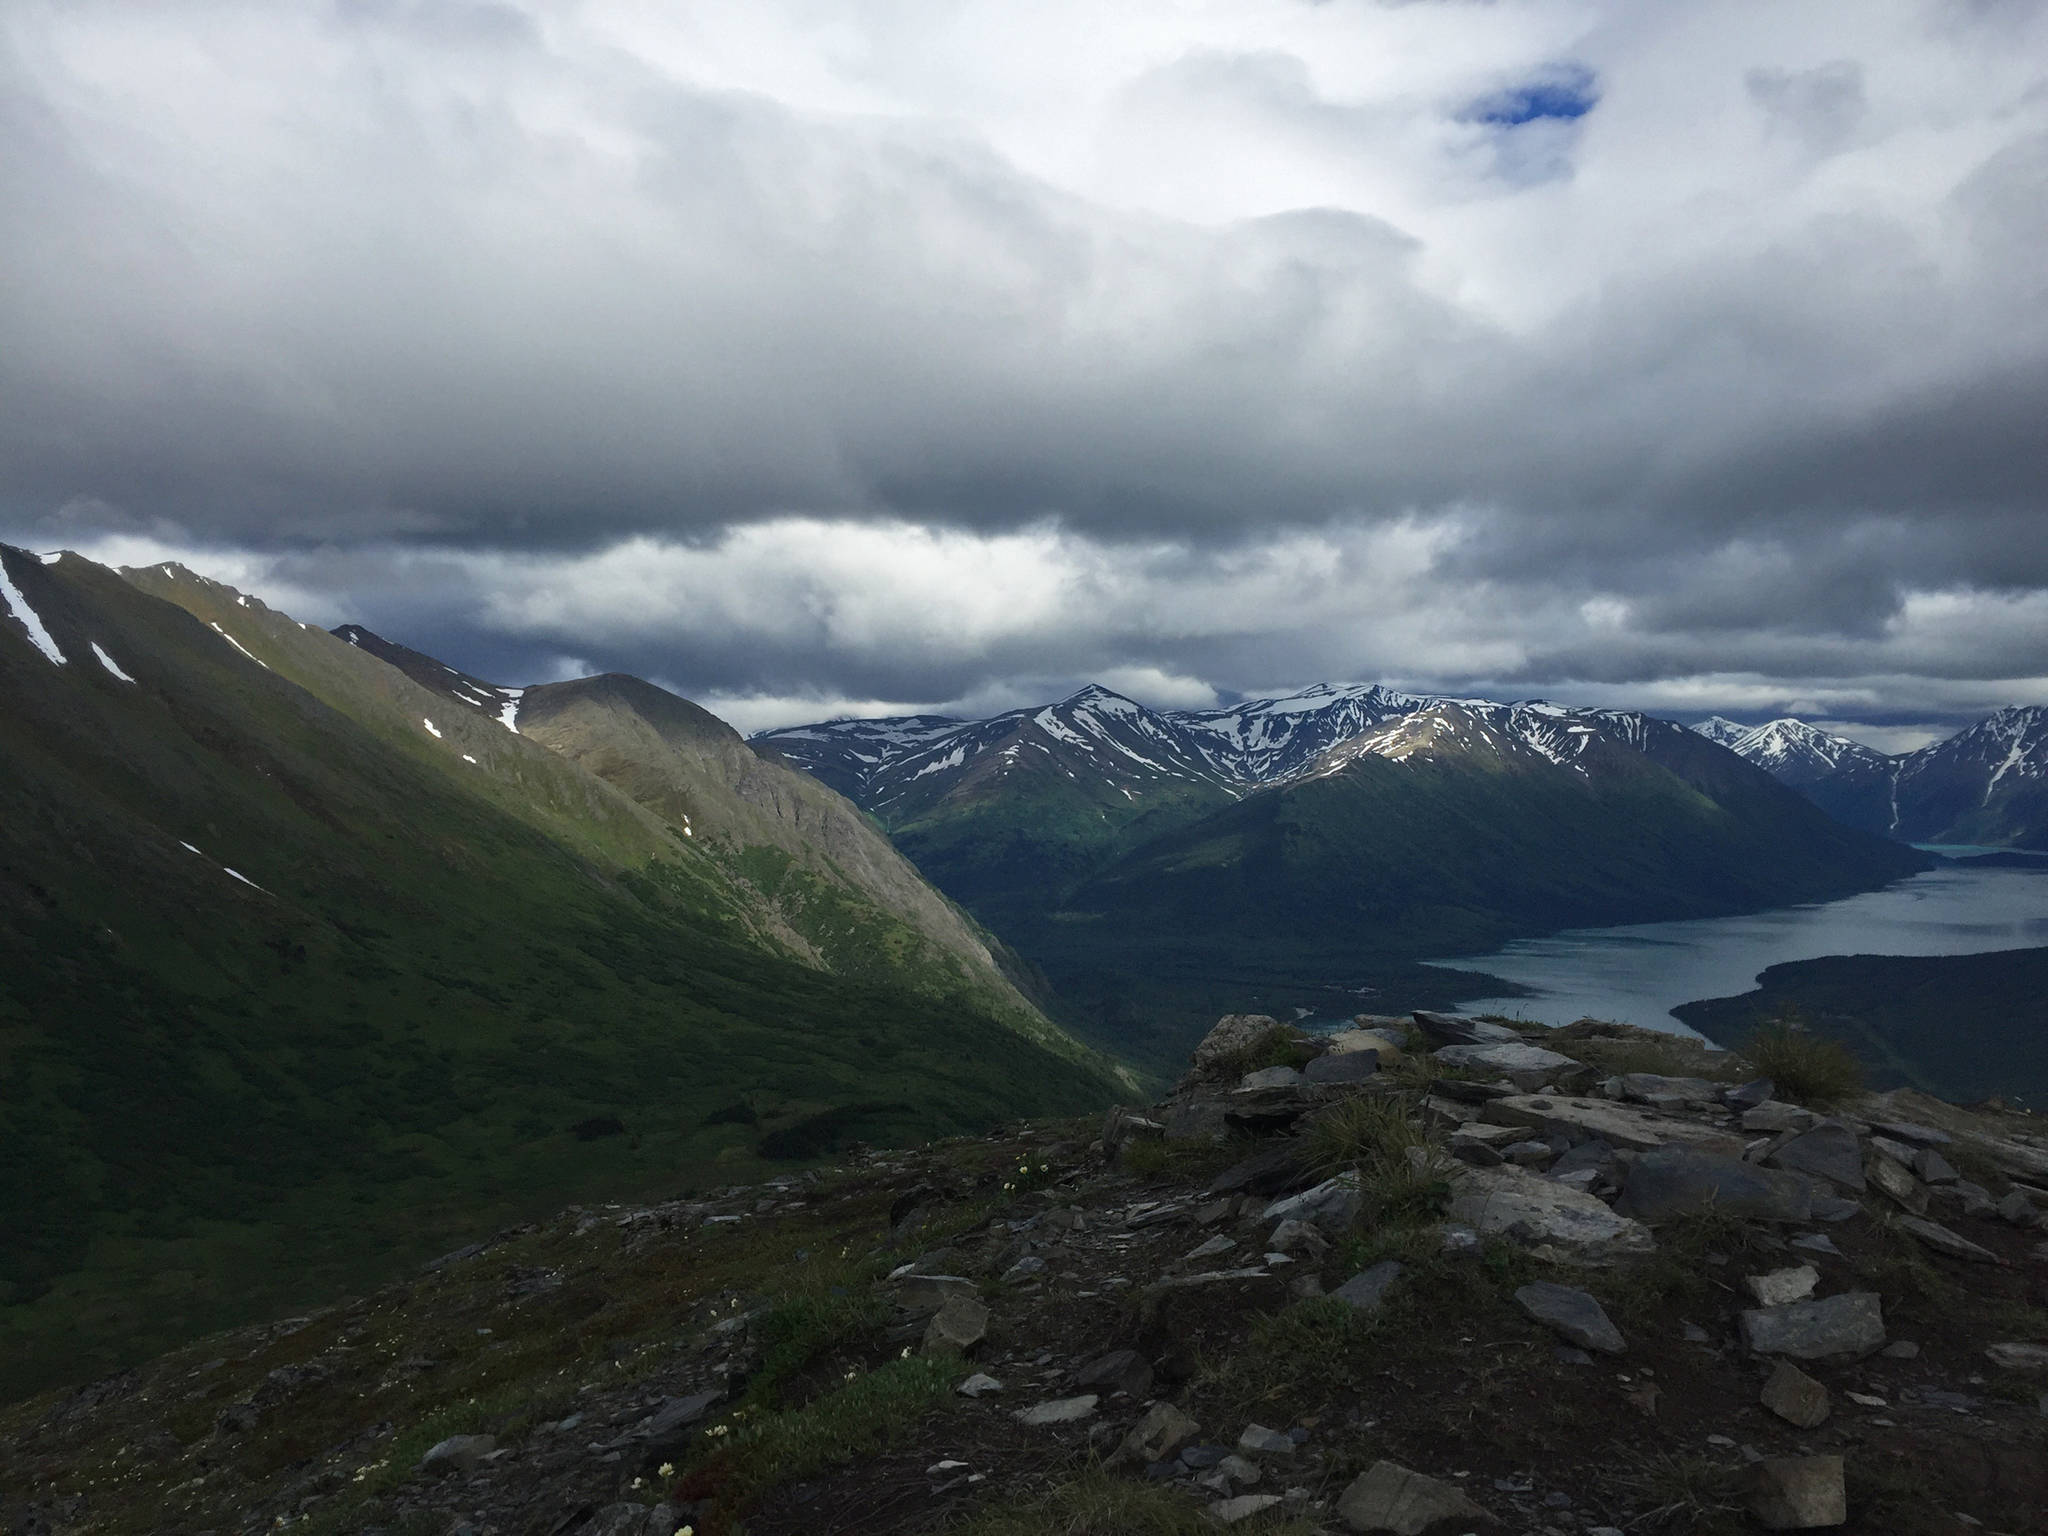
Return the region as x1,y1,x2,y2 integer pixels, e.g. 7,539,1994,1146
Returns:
1462,64,1599,127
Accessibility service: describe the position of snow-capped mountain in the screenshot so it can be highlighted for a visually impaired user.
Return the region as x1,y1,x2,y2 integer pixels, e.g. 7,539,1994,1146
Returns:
1692,715,1752,749
1892,705,2048,849
1689,709,2048,848
1173,682,1430,783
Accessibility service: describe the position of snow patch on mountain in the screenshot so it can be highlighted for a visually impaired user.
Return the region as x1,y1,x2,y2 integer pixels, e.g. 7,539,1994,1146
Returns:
0,556,67,665
90,642,136,682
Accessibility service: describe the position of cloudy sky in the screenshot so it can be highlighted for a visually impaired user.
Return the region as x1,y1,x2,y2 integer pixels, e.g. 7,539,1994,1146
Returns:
5,0,2045,746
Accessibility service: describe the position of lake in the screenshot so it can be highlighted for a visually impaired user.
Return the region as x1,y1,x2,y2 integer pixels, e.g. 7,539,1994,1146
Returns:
1424,862,2048,1038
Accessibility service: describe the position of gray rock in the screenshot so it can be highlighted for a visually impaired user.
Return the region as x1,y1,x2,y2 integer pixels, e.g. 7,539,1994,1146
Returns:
1740,1292,1885,1360
1896,1214,2000,1262
956,1372,1003,1396
1880,1340,1920,1359
1184,1234,1239,1262
583,1505,663,1536
1789,1234,1842,1257
1162,1099,1231,1143
1411,1010,1520,1047
419,1434,496,1477
1810,1195,1863,1222
1485,1094,1742,1155
1448,1165,1655,1258
1986,1342,2048,1371
922,1295,989,1354
1439,1224,1484,1261
635,1390,721,1448
1765,1121,1867,1192
1115,1400,1199,1463
1337,1458,1496,1533
1238,1065,1304,1091
1207,1143,1308,1197
1744,1265,1819,1307
1001,1256,1048,1284
1865,1154,1929,1215
1194,1014,1286,1069
1199,1454,1263,1492
1997,1189,2039,1226
1433,1042,1579,1081
1209,1493,1283,1524
1181,1443,1229,1469
1875,1119,1952,1146
1743,1103,1818,1134
1747,1454,1846,1529
1615,1146,1813,1224
1503,1139,1556,1168
1076,1348,1153,1399
1262,1172,1362,1235
1913,1147,1960,1184
1515,1281,1625,1353
1325,1028,1404,1063
1761,1360,1831,1428
645,1505,684,1536
1723,1078,1775,1110
1304,1049,1380,1085
1448,1123,1520,1166
1761,1122,1875,1196
1013,1394,1098,1426
1331,1261,1404,1313
890,1273,979,1311
1868,1135,1917,1167
1236,1422,1297,1457
1619,1073,1724,1107
1268,1218,1328,1259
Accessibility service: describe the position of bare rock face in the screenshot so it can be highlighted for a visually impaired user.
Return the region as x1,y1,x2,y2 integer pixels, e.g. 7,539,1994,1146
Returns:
921,1295,989,1354
1410,1010,1521,1047
1337,1458,1498,1533
1115,1400,1199,1464
1747,1455,1847,1529
1764,1121,1868,1193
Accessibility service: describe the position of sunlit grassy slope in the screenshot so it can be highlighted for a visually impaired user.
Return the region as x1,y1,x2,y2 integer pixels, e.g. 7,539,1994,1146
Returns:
0,548,1120,1399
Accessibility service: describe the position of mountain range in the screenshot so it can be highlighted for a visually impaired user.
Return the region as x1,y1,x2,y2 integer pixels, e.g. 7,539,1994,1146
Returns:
759,685,1933,1062
1694,710,2048,849
0,545,1121,1395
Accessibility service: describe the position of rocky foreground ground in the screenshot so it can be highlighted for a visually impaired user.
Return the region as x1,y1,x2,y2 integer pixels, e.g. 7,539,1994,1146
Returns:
5,1015,2048,1536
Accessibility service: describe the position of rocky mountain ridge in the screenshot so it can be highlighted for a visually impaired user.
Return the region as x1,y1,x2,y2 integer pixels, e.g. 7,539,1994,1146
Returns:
1692,708,2048,850
8,1011,2046,1535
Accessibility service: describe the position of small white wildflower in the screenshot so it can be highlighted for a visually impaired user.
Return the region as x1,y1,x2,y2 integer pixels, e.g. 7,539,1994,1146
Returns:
658,1461,676,1478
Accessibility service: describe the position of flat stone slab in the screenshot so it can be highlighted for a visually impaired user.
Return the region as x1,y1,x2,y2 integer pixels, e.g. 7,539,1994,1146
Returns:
1338,1458,1496,1534
1304,1049,1380,1085
1330,1261,1404,1312
1618,1073,1724,1106
1986,1342,2048,1371
1411,1010,1521,1047
1515,1281,1625,1353
1745,1265,1819,1307
1433,1042,1578,1078
1013,1394,1098,1426
1447,1165,1654,1259
1616,1146,1813,1224
1237,1065,1304,1091
1325,1028,1403,1062
1765,1120,1867,1192
1896,1215,2000,1263
1262,1172,1361,1234
1740,1292,1885,1360
1484,1095,1743,1156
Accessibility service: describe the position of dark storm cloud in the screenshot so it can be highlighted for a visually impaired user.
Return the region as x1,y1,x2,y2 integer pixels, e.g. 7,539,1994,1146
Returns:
3,1,2046,738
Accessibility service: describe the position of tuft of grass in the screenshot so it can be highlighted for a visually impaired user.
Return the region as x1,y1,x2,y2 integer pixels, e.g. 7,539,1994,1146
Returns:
1617,1452,1745,1532
941,1467,1317,1535
1857,1211,1962,1317
679,1352,959,1520
1592,1202,1771,1326
1743,1013,1864,1106
1303,1094,1450,1226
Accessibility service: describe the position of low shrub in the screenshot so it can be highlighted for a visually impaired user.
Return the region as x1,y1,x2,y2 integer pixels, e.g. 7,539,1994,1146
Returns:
1744,1014,1864,1106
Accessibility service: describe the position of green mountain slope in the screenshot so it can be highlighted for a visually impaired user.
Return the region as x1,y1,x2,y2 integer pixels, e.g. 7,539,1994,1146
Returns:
0,548,1120,1399
1020,704,1933,1062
